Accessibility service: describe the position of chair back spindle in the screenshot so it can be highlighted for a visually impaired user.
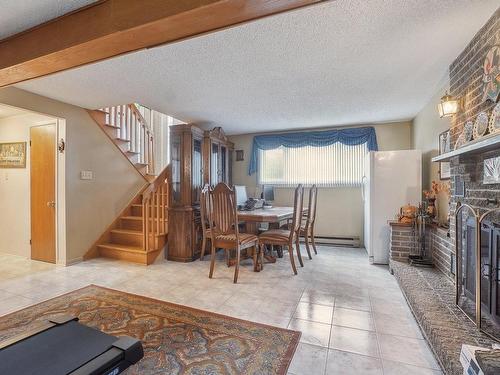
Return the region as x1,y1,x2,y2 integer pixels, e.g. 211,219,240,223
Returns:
200,184,211,234
210,183,238,237
289,184,304,240
308,184,318,225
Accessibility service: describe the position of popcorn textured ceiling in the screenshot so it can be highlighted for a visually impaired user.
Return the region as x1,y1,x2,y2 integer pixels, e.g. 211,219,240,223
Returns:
12,0,500,134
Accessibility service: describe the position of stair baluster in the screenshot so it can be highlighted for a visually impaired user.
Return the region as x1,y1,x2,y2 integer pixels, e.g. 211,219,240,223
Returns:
142,166,169,253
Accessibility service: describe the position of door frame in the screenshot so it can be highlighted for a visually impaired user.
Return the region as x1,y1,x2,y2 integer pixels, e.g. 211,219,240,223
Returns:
29,118,66,265
55,118,67,265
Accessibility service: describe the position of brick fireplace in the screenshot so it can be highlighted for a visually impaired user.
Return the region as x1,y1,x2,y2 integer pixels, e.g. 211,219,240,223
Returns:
388,9,500,374
444,8,499,337
433,8,500,279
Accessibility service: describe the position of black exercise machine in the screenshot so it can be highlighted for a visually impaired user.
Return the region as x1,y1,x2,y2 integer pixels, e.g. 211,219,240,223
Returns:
0,315,143,375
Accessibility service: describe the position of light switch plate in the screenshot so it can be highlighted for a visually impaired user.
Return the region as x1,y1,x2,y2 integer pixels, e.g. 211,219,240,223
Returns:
80,170,93,180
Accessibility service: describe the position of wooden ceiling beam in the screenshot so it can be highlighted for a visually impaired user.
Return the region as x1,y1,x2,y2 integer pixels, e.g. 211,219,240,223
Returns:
0,0,324,87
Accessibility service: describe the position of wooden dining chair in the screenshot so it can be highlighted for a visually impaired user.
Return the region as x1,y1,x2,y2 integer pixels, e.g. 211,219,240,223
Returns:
208,183,260,283
301,184,318,259
259,185,304,274
199,184,211,261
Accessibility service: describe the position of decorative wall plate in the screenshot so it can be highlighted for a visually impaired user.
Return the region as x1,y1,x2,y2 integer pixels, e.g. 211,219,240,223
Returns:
454,131,467,149
489,102,500,134
473,112,489,139
463,121,474,141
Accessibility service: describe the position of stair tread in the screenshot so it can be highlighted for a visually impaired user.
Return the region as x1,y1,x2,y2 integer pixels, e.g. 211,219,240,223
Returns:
104,123,121,129
98,242,164,254
111,228,143,235
121,216,167,221
115,137,130,142
98,243,143,252
131,204,164,208
121,216,143,220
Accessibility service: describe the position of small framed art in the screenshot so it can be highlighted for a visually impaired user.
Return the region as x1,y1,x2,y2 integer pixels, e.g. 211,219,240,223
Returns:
438,130,451,180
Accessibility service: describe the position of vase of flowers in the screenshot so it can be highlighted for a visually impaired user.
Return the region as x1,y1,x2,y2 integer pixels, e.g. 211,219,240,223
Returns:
423,180,451,224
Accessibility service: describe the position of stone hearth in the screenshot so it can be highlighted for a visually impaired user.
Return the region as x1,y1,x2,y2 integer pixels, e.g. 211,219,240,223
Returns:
390,260,499,375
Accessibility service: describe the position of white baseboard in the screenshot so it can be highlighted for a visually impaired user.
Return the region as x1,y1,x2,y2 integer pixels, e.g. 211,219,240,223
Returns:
309,235,361,247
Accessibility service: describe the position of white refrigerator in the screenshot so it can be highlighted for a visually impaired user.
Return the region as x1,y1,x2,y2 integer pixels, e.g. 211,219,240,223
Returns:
363,150,422,265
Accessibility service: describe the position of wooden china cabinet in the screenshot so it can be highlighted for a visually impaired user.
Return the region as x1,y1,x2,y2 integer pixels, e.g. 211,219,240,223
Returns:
168,125,233,262
203,127,234,186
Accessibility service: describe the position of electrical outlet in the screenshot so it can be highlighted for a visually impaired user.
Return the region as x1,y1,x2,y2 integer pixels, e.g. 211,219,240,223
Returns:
80,170,93,180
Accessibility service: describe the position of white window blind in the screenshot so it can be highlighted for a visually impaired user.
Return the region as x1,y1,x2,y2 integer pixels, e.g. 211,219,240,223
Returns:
258,142,368,187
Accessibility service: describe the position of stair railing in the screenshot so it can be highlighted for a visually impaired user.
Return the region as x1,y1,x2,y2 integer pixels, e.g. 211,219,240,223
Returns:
142,165,170,252
103,104,155,175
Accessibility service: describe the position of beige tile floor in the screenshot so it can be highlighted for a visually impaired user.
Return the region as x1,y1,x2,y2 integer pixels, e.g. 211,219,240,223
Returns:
0,247,442,375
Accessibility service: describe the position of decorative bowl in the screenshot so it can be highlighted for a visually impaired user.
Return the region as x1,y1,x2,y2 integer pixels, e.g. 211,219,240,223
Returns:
473,112,489,139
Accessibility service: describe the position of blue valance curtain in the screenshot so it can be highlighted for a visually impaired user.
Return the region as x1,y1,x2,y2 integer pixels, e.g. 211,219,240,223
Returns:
248,126,378,175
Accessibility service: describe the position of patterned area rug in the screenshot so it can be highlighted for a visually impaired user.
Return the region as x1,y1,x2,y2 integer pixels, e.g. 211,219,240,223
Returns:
0,285,300,374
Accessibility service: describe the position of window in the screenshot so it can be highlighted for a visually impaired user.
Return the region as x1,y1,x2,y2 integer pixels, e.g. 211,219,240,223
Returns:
258,142,368,187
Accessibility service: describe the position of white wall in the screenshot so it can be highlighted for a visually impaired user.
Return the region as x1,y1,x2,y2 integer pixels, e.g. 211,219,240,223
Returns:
0,87,147,263
411,78,451,223
0,113,55,257
229,121,412,239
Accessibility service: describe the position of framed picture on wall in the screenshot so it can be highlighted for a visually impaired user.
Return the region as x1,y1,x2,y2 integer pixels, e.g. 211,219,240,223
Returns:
236,150,244,161
438,130,451,180
0,142,26,168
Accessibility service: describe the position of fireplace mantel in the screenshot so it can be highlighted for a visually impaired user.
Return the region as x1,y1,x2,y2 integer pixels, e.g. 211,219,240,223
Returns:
431,133,500,162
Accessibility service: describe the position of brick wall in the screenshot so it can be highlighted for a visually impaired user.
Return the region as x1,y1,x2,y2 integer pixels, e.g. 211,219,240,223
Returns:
449,9,500,145
389,223,414,262
429,227,453,280
389,222,453,279
440,8,500,282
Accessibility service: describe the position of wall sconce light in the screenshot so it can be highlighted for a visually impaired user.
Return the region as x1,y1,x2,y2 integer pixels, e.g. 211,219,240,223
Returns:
437,92,459,118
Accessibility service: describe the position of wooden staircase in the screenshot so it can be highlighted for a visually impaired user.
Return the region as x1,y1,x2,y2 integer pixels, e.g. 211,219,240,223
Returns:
85,104,169,265
88,104,154,179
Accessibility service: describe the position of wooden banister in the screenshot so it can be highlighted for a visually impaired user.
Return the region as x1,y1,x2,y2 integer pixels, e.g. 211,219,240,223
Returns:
101,103,155,175
142,164,170,252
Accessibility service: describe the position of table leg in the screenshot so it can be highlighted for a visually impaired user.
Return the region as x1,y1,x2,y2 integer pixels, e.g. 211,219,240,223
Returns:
245,222,258,234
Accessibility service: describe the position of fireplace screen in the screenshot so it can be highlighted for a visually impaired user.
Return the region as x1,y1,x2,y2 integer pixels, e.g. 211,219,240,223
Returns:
455,204,479,325
479,208,500,341
455,203,500,341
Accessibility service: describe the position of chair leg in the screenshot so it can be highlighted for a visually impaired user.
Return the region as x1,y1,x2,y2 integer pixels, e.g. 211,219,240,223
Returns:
200,235,206,261
295,236,304,267
311,226,318,254
288,242,298,275
277,245,283,258
260,244,264,270
209,244,216,278
252,246,258,271
234,247,241,283
304,229,312,260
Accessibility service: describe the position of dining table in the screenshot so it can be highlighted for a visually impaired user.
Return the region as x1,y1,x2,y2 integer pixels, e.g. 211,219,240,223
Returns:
237,206,297,234
236,206,307,268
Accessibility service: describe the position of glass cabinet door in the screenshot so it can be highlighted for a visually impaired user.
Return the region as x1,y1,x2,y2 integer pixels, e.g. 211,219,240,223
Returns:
192,138,203,203
211,143,219,185
228,149,233,185
171,134,181,203
220,145,227,183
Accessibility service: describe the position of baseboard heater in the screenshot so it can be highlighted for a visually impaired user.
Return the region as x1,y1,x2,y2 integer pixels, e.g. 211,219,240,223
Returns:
304,235,361,248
